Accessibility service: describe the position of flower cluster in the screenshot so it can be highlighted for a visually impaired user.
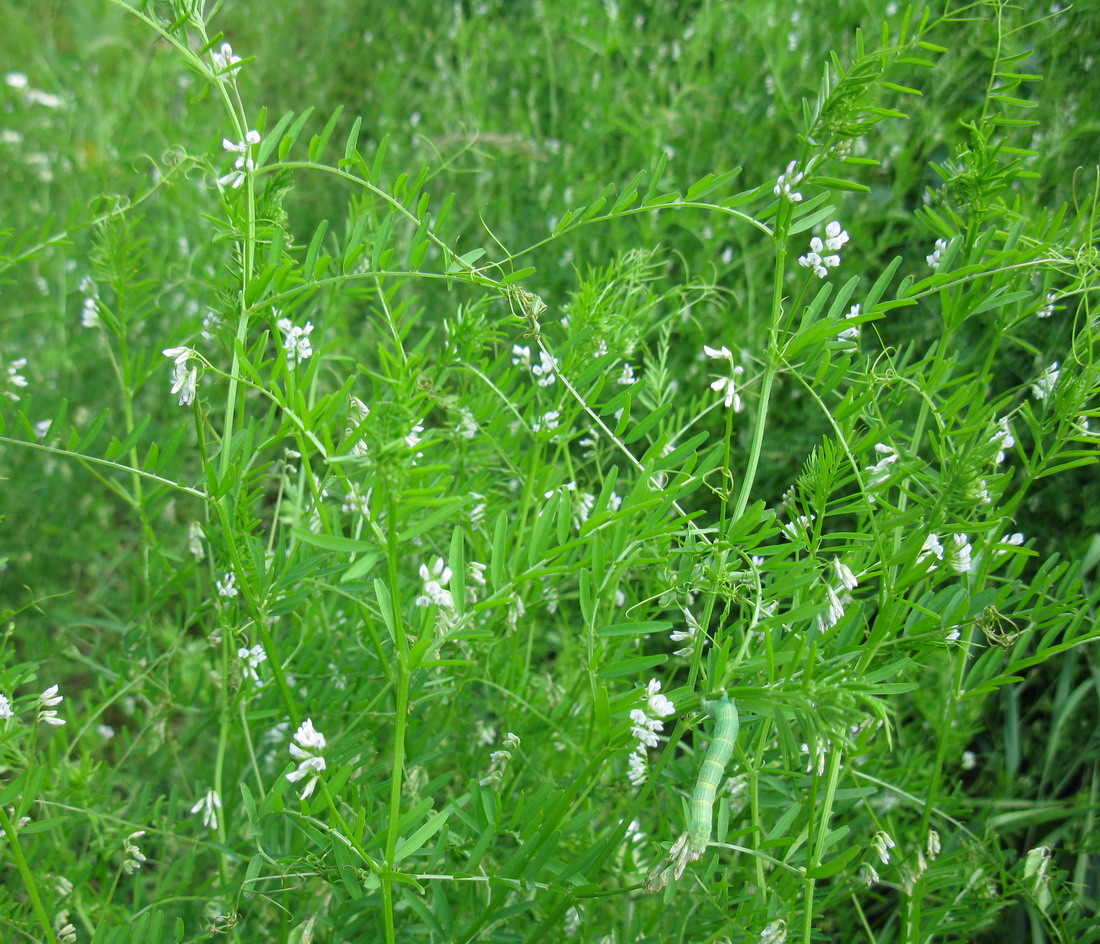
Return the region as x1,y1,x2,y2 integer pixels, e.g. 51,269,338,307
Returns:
211,42,243,78
216,572,238,598
990,417,1015,463
238,644,267,683
218,129,260,190
703,344,746,412
277,316,314,367
0,693,12,721
1031,361,1060,400
190,788,222,830
797,221,849,279
2,354,28,401
163,346,198,406
670,607,704,658
773,160,804,203
37,684,65,726
926,237,949,269
815,558,857,633
79,275,100,328
122,831,147,874
479,731,521,786
415,557,454,609
627,679,676,786
287,718,327,800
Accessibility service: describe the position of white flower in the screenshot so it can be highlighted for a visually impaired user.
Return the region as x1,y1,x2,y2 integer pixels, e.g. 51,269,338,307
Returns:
287,718,327,800
1031,361,1060,400
2,355,28,400
919,533,944,568
801,741,827,776
703,344,733,360
1037,292,1056,319
238,644,267,683
503,731,521,749
948,534,973,574
760,919,788,944
815,583,846,633
990,417,1015,464
0,693,12,721
511,344,531,366
216,572,238,598
927,237,949,269
37,684,65,726
627,748,647,786
457,407,478,439
188,521,204,559
773,160,804,202
415,557,454,609
710,365,745,412
832,558,858,590
617,363,636,385
122,831,147,874
961,750,977,770
277,317,314,367
163,347,198,406
211,42,243,78
54,912,76,944
871,830,896,865
532,409,561,433
531,349,558,387
629,708,663,748
190,789,222,830
824,220,849,251
200,311,223,340
646,678,676,717
838,304,861,344
4,72,28,89
865,443,897,487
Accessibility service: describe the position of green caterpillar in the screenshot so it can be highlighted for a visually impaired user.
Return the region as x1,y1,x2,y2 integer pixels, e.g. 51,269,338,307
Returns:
688,696,739,857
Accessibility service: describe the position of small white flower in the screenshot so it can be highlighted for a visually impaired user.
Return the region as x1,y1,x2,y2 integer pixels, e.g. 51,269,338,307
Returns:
760,919,788,944
630,709,663,748
415,556,454,609
617,362,636,385
238,644,267,683
531,349,558,387
4,72,28,89
503,731,521,749
532,409,561,433
919,533,944,568
163,347,198,406
948,534,972,574
277,317,314,367
511,344,531,366
37,685,65,726
627,748,647,786
122,831,147,874
865,443,898,488
1031,361,1060,400
990,417,1015,464
190,789,222,830
188,521,204,559
871,830,896,865
961,750,977,770
0,693,12,721
710,365,745,412
1036,292,1056,319
456,407,478,439
703,344,732,360
211,42,243,78
801,741,827,776
927,237,949,269
645,678,676,718
832,558,858,590
286,718,327,800
216,572,238,598
97,724,115,738
838,304,861,343
824,220,849,252
54,912,77,944
2,355,28,400
773,160,804,203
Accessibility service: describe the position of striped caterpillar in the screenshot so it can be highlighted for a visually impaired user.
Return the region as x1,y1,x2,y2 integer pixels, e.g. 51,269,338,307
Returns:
688,695,739,857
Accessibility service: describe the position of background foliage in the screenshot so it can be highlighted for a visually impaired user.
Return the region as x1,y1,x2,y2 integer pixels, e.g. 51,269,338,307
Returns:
1,1,1099,942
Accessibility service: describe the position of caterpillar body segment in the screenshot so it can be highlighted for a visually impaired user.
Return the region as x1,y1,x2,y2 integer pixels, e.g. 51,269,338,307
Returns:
688,695,739,857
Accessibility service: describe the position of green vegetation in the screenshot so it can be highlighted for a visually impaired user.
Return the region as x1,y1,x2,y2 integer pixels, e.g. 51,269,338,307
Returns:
1,1,1098,941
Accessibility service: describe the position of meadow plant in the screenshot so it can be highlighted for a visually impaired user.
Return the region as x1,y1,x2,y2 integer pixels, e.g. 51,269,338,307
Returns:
0,1,1098,942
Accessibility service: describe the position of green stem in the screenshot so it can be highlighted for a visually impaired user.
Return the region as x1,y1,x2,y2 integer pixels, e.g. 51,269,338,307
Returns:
0,805,59,944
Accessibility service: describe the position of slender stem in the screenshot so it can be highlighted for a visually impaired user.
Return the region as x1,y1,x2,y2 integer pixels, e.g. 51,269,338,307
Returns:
0,805,59,944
